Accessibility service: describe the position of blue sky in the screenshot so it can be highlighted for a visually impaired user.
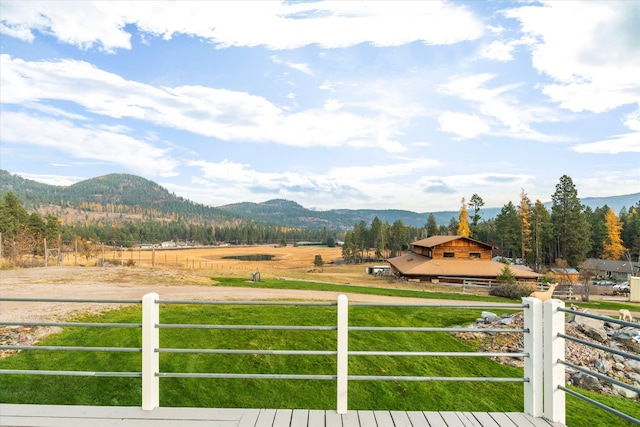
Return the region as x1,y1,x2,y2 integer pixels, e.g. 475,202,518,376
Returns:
1,1,639,213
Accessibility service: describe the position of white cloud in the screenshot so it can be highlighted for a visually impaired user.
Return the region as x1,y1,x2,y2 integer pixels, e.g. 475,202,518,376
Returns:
438,111,490,139
505,1,640,113
624,109,640,132
478,40,515,62
14,172,85,186
438,73,565,140
270,55,314,76
323,99,343,112
571,132,640,154
1,1,484,51
0,111,179,176
1,55,404,152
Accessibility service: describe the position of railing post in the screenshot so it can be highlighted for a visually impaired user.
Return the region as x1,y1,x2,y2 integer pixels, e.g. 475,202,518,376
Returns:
142,292,160,411
544,299,565,425
337,294,348,414
522,297,543,417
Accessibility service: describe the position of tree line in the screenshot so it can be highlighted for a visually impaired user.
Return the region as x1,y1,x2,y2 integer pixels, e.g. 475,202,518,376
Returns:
343,175,640,269
0,192,339,266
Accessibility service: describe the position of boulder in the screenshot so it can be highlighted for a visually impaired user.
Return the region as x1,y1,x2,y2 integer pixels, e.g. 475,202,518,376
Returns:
625,359,640,374
613,384,639,399
571,372,602,392
594,358,612,374
610,327,640,353
574,315,608,342
481,311,500,323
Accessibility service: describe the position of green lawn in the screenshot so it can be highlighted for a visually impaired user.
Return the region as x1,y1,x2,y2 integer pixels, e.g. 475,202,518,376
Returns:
0,289,637,426
208,276,640,312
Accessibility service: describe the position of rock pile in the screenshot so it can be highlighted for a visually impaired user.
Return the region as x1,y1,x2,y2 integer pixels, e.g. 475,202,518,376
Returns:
454,309,640,401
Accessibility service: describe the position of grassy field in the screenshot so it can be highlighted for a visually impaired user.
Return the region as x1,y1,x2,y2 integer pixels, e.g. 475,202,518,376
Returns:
0,302,637,426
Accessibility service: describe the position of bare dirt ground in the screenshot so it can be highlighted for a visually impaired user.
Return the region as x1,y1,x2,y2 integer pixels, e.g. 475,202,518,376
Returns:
0,265,500,324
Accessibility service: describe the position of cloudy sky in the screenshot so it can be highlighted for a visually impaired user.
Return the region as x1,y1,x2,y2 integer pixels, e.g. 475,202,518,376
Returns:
1,1,639,213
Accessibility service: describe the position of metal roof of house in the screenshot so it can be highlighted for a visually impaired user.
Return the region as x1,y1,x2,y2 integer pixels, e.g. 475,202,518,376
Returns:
411,235,494,249
579,258,638,274
387,253,542,279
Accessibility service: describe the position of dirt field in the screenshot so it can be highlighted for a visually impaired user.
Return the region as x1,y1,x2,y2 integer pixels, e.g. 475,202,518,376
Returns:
0,245,435,325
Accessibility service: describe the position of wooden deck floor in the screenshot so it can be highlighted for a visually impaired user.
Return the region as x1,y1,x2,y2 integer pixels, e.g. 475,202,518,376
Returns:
0,404,564,427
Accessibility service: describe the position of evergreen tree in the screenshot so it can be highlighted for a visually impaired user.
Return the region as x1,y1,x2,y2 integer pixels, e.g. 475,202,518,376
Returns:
531,200,552,271
468,194,484,239
495,202,520,260
551,175,591,267
621,202,640,261
586,206,608,259
425,213,438,237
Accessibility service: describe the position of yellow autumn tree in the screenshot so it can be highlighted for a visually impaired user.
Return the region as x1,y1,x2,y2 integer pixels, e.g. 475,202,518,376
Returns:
519,189,532,262
602,207,624,260
457,197,470,237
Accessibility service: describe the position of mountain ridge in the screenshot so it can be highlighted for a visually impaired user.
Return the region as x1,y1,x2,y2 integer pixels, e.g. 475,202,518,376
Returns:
1,170,638,229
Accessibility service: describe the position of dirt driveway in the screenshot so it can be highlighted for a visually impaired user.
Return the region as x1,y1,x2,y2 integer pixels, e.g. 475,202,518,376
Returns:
0,266,512,325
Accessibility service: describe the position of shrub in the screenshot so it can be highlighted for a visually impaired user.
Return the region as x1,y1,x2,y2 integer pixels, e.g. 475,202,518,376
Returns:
489,283,535,300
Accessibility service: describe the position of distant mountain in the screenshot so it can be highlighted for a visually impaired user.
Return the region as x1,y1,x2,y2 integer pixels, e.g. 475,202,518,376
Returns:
0,170,237,224
1,170,638,230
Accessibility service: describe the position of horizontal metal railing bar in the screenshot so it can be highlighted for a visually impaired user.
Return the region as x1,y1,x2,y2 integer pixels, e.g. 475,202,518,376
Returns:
157,299,337,306
349,302,527,309
559,307,638,328
0,321,141,328
158,324,336,331
349,326,527,333
157,372,336,380
348,375,528,382
0,345,141,353
157,348,336,356
154,348,527,358
349,351,527,358
558,333,640,362
560,360,640,394
560,385,640,426
0,297,141,304
0,369,141,377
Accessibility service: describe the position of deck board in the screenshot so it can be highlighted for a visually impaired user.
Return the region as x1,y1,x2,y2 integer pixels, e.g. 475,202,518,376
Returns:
0,404,564,427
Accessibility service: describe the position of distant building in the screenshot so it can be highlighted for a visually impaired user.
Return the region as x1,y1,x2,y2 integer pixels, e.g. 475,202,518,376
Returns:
578,258,638,282
545,267,580,284
161,240,176,248
387,235,541,284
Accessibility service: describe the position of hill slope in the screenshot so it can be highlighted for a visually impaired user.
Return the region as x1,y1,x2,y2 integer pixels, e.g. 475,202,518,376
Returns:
1,170,638,229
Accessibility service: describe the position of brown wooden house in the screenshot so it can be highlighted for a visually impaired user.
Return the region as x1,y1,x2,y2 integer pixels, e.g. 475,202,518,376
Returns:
387,235,541,284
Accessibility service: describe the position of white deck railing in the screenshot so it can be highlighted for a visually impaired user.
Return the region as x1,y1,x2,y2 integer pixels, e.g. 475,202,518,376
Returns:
1,294,638,425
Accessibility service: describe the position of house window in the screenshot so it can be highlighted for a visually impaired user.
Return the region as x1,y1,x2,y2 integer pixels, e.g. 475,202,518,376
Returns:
469,252,481,259
443,252,455,258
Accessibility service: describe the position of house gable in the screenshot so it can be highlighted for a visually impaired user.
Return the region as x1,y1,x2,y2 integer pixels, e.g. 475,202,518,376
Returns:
411,236,493,260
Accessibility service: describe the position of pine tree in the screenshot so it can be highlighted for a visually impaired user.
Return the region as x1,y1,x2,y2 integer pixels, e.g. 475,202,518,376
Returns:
468,194,484,239
495,201,520,260
551,175,591,267
602,208,625,260
425,213,438,237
